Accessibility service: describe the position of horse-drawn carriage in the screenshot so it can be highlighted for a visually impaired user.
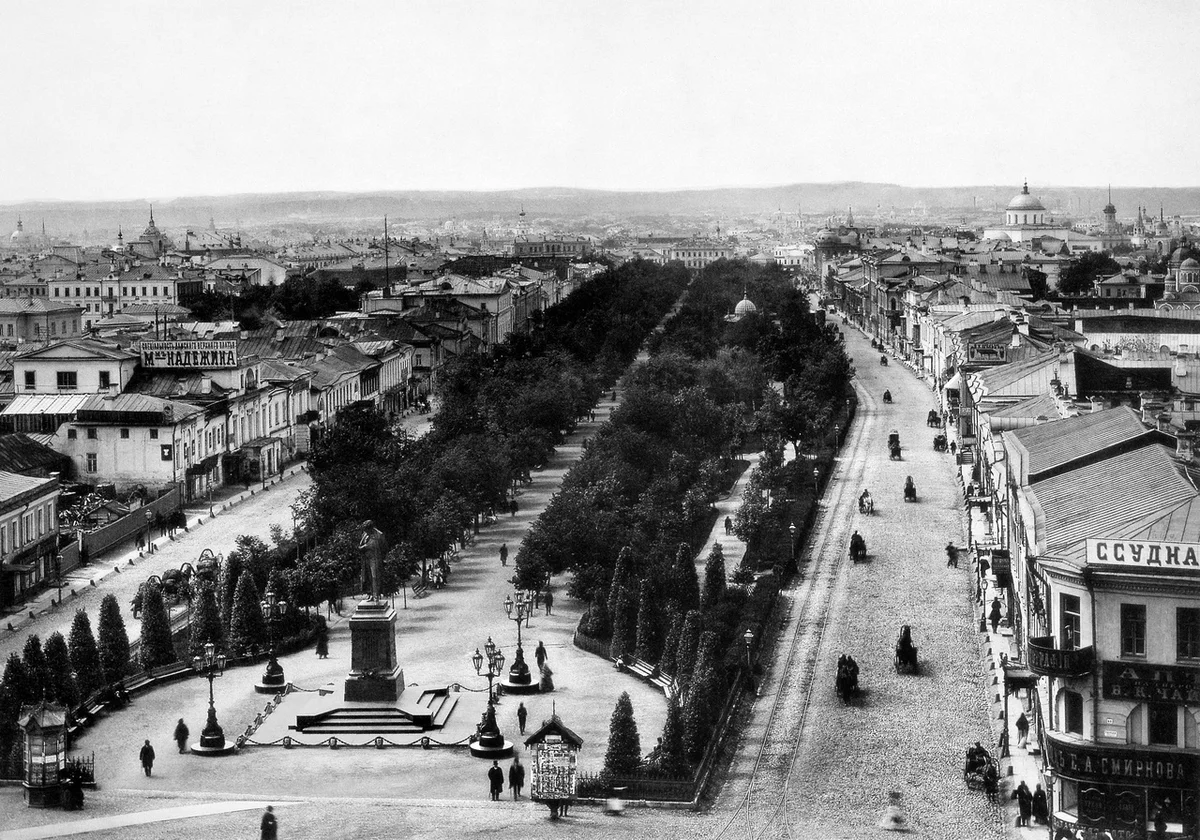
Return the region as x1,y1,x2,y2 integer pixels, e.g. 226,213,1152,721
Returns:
879,355,888,366
849,531,867,562
882,389,892,404
933,433,948,452
858,490,874,515
903,476,917,502
888,430,901,460
927,409,941,428
964,743,1000,801
894,625,919,673
835,655,860,703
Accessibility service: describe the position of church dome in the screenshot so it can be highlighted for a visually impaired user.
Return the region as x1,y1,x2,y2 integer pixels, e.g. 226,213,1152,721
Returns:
734,294,758,317
1007,182,1045,212
1182,257,1200,270
10,218,25,240
815,229,838,245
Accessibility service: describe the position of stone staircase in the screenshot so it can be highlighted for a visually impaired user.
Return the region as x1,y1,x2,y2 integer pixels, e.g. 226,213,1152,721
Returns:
292,687,459,735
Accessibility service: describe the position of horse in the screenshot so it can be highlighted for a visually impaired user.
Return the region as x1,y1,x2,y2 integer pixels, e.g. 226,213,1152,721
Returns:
927,409,941,428
933,434,947,452
879,355,888,366
849,533,867,562
895,625,919,673
889,441,902,460
835,662,856,703
883,389,892,404
903,477,916,502
858,492,874,514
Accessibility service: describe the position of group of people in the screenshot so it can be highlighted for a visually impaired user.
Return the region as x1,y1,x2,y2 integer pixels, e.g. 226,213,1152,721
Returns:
836,653,860,692
1013,779,1048,826
487,756,526,801
858,489,873,514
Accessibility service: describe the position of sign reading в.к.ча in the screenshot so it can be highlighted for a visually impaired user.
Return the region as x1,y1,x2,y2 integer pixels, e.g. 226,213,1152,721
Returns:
140,340,238,369
1085,538,1200,568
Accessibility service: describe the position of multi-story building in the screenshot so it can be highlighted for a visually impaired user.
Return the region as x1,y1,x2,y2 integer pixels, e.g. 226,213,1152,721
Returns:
665,238,732,270
0,298,84,343
12,339,140,395
0,471,60,611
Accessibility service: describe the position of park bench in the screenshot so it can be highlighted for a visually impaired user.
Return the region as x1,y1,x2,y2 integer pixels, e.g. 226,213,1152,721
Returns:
410,580,429,598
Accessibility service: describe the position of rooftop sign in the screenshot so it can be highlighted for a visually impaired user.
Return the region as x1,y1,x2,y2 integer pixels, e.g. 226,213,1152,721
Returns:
1085,538,1200,569
140,340,238,369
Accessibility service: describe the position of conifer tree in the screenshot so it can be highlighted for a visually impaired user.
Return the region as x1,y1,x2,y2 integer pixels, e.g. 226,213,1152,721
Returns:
633,579,662,662
701,542,727,610
229,570,267,653
96,593,131,684
606,546,635,624
218,551,246,632
608,584,636,660
42,632,78,709
0,678,20,769
1,652,32,707
266,564,291,607
602,691,642,779
673,543,700,615
580,592,611,639
21,635,50,702
682,631,721,762
658,693,688,776
658,607,682,677
67,609,104,700
675,609,702,691
189,584,225,659
138,586,177,670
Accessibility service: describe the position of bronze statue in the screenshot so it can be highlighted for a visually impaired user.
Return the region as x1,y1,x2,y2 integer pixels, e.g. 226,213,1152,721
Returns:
358,520,387,600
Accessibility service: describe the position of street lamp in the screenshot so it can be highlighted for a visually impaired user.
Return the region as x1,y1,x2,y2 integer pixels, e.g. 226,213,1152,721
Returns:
789,522,798,564
813,467,820,494
743,628,755,670
256,589,289,694
190,641,231,755
53,553,63,605
144,509,154,554
472,638,505,702
834,423,840,445
502,593,534,692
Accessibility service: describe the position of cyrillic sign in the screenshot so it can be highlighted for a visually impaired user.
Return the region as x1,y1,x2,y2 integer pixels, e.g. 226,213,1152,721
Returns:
1085,538,1200,568
141,340,239,369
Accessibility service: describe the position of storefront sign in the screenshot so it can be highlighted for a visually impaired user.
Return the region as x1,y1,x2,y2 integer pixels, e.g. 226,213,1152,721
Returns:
1085,538,1200,568
1046,736,1195,788
141,340,239,369
1102,660,1200,705
530,736,577,800
967,342,1009,364
1028,635,1093,677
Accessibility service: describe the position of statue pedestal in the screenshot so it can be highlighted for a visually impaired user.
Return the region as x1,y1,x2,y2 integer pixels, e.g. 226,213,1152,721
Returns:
344,599,404,703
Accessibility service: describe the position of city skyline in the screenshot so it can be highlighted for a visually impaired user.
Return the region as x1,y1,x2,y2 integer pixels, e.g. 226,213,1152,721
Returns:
2,0,1199,203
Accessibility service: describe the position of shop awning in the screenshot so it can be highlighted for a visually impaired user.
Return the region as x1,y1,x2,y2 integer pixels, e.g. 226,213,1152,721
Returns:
944,371,963,391
1,561,35,573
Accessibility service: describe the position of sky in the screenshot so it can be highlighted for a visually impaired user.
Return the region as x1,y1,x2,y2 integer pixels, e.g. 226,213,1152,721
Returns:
2,0,1199,203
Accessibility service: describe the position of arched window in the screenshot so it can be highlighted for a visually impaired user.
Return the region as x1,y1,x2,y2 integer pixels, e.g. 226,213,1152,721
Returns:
1062,690,1084,735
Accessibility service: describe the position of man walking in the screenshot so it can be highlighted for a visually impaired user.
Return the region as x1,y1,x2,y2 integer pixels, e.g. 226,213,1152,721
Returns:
517,702,528,735
173,719,189,754
543,590,553,615
509,756,525,799
499,543,508,567
260,805,277,840
989,596,1003,633
139,739,155,776
724,516,733,535
535,641,547,670
488,760,504,801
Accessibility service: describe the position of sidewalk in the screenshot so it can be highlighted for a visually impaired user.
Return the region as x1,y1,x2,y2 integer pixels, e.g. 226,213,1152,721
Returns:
0,801,270,840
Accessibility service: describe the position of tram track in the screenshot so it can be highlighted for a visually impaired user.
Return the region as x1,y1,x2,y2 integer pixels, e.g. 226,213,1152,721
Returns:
713,381,882,840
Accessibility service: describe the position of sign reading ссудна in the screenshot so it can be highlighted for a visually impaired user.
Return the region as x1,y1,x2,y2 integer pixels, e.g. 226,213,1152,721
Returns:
1085,538,1200,568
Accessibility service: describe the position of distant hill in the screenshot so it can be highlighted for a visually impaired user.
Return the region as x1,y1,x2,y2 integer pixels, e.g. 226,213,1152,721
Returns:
3,183,1200,235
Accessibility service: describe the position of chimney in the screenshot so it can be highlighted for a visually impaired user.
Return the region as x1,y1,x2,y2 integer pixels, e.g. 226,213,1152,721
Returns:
1090,397,1105,413
201,376,212,395
993,309,1006,322
1176,431,1196,464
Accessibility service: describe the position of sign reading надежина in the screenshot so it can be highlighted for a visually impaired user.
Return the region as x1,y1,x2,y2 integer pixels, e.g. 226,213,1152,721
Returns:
140,340,239,369
1085,538,1200,568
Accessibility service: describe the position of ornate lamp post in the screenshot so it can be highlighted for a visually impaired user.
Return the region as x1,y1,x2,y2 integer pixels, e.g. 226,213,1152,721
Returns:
53,553,63,605
255,589,289,694
743,628,755,670
813,467,820,495
472,638,505,702
190,641,233,755
789,521,798,564
502,592,537,693
834,423,840,445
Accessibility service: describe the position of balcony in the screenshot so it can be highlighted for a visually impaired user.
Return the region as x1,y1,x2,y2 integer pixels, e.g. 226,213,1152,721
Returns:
1028,635,1094,677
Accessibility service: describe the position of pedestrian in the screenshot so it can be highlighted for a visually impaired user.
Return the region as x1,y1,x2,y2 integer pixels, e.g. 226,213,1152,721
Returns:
510,499,518,517
1031,784,1048,824
989,596,1002,633
509,756,525,799
488,760,504,801
724,516,733,535
499,543,508,567
949,440,957,457
139,739,155,777
535,641,547,670
589,410,595,422
539,662,555,692
260,805,277,840
946,543,959,568
1015,711,1029,749
173,719,189,754
1015,780,1032,827
543,590,553,615
517,702,528,735
315,627,329,659
611,389,617,401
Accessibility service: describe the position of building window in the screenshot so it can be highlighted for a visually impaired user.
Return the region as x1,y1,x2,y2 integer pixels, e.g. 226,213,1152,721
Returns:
99,371,111,389
24,371,35,391
1120,604,1146,657
1178,608,1200,659
120,428,130,439
149,429,158,440
56,371,78,391
86,428,97,440
33,323,40,337
1063,690,1084,735
1060,593,1081,650
160,445,173,461
67,428,76,439
1148,704,1178,746
85,453,97,473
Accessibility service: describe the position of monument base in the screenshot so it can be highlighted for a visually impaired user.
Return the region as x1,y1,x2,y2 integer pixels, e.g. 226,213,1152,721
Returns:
345,598,402,702
345,666,405,703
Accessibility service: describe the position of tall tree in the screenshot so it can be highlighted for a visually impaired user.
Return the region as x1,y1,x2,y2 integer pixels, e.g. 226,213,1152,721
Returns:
138,586,177,670
606,546,636,625
21,635,50,702
673,543,700,615
1058,251,1121,296
658,693,689,776
701,543,727,610
189,584,225,658
96,593,131,684
67,609,104,700
218,551,246,633
42,632,79,709
658,607,682,677
602,691,642,779
633,579,662,662
675,610,702,692
608,585,636,660
229,571,267,654
1,652,33,706
682,631,722,762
